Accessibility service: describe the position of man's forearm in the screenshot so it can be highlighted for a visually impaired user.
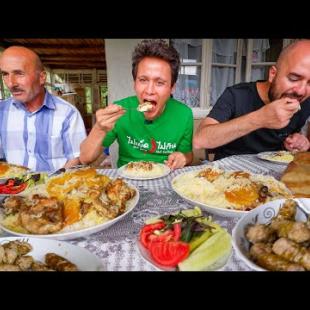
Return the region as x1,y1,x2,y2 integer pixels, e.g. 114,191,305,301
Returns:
194,111,262,149
80,125,107,164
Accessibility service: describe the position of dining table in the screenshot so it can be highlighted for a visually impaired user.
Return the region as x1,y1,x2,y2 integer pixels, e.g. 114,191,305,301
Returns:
0,154,289,271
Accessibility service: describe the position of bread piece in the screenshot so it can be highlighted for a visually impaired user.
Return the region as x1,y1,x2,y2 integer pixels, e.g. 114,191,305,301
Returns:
280,152,310,196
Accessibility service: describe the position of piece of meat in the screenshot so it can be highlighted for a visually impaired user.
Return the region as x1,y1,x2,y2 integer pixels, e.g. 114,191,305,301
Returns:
2,240,32,256
2,248,18,264
15,255,34,271
45,253,78,271
272,238,310,271
198,168,223,182
92,198,119,219
0,264,21,271
3,196,25,215
106,178,136,211
245,224,275,244
271,220,310,243
31,261,55,271
19,196,64,234
250,243,305,271
126,161,153,171
0,240,32,264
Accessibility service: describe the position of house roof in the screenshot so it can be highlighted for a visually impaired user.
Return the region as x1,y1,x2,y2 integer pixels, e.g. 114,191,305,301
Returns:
0,38,106,70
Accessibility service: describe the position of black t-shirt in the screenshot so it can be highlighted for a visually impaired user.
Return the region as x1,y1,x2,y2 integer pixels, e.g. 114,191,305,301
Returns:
208,81,310,160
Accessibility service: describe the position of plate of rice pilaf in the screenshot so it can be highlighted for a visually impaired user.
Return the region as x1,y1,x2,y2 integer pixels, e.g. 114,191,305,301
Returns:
257,151,294,164
118,161,170,180
0,168,139,240
171,166,292,218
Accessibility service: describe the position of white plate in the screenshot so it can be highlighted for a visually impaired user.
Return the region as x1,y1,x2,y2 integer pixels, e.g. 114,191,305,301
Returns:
0,236,104,271
0,184,139,241
171,173,247,218
257,151,294,164
232,198,310,271
118,163,170,180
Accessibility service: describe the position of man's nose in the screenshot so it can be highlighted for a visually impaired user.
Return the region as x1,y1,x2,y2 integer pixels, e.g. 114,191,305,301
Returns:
145,81,155,94
5,74,18,88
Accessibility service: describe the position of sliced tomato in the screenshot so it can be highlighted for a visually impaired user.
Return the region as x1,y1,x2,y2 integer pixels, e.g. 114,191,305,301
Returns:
140,222,165,249
149,241,190,267
0,182,27,194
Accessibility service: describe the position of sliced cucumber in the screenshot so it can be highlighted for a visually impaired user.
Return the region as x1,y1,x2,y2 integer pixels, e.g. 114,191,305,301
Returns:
189,230,213,253
180,206,202,217
178,229,232,271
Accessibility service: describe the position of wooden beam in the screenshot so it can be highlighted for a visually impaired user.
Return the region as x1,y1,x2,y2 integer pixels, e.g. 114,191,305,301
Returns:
40,54,104,59
43,60,105,65
1,41,104,50
38,47,104,53
48,65,106,69
41,56,105,62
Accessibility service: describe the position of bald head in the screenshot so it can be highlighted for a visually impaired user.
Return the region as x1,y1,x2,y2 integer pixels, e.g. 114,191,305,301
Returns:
0,46,44,72
268,39,310,104
0,45,47,106
276,39,310,68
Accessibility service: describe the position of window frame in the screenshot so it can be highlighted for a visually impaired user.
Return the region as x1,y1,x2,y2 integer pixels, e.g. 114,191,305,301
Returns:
173,39,244,118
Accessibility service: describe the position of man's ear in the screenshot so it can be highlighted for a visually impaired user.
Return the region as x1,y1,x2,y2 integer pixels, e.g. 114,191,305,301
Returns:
268,65,277,83
40,70,47,86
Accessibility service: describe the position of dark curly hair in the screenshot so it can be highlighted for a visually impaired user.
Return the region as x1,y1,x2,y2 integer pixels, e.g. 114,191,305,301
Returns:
132,39,180,86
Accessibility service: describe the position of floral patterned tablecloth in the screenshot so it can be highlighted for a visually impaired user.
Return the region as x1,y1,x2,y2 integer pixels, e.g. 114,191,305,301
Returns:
0,154,288,271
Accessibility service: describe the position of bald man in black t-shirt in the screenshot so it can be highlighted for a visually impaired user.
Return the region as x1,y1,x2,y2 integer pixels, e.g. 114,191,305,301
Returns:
194,40,310,160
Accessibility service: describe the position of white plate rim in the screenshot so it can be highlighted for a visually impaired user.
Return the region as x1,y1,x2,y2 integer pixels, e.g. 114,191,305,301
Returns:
117,162,171,180
0,236,104,271
0,183,140,240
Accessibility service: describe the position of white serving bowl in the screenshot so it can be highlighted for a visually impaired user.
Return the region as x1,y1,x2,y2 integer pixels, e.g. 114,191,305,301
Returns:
232,198,310,271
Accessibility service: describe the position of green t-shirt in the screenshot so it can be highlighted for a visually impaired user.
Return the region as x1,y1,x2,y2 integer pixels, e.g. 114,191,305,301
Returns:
103,96,193,167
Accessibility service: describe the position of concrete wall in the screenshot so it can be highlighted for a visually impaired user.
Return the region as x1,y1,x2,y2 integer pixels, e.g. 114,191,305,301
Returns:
105,39,143,103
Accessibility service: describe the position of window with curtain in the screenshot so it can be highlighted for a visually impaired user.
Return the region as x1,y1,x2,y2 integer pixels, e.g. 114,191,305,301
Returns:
170,38,291,117
249,39,283,81
171,39,202,108
210,39,241,106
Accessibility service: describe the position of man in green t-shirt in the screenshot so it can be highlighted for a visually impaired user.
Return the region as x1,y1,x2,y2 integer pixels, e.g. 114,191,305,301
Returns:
80,39,194,169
